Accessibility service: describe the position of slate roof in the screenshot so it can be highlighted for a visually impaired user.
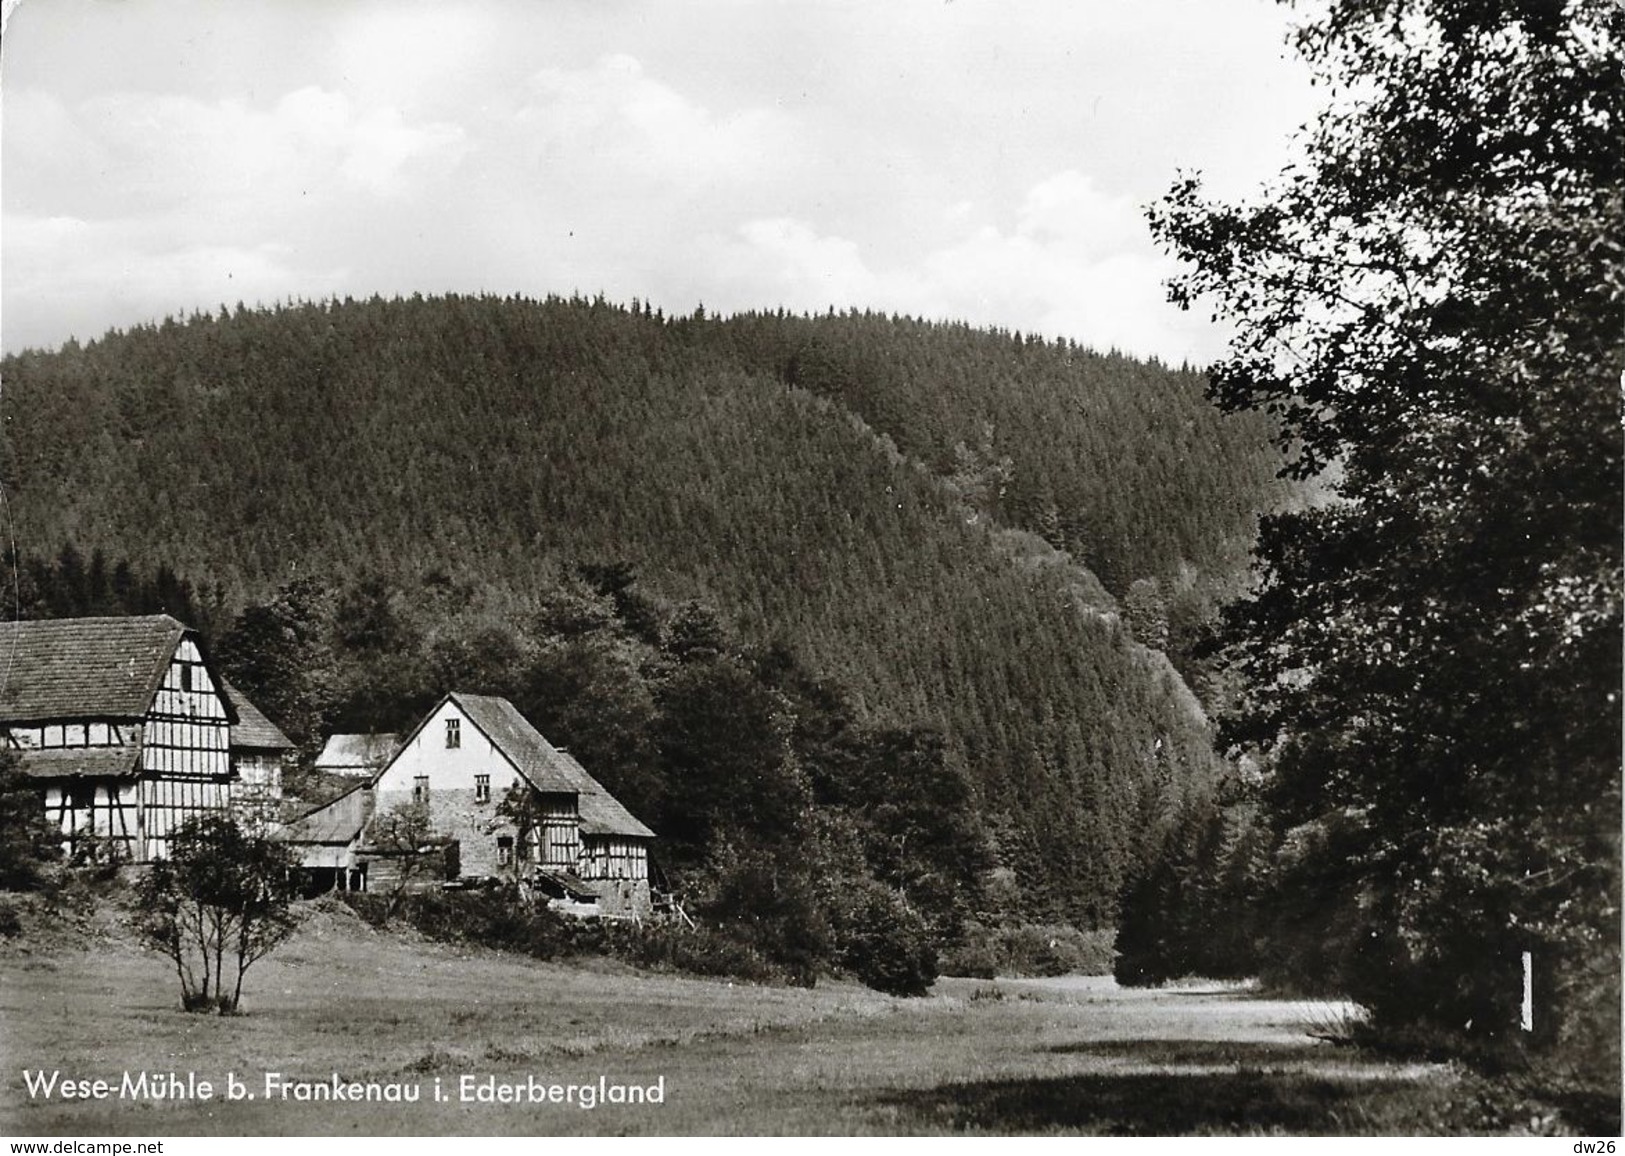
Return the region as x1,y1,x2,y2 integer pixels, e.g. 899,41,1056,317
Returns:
314,732,398,772
280,767,371,821
280,781,370,845
15,743,143,780
449,692,655,839
220,680,295,751
0,616,190,724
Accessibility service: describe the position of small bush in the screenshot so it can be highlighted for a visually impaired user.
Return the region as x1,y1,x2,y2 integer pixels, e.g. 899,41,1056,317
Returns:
692,853,830,987
944,921,1115,978
338,892,393,928
0,753,60,891
0,897,21,938
938,922,1000,978
828,880,938,996
388,887,570,959
599,921,784,984
342,885,809,985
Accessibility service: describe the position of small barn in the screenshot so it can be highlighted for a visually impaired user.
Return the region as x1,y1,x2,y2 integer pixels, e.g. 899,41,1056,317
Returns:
278,774,374,894
313,732,398,778
369,692,656,918
0,615,249,862
221,679,295,832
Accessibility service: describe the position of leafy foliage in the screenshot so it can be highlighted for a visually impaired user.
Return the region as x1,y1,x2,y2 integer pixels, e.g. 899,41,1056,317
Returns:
1151,0,1622,1076
135,816,299,1013
213,579,336,753
0,751,60,890
825,877,938,997
364,802,444,919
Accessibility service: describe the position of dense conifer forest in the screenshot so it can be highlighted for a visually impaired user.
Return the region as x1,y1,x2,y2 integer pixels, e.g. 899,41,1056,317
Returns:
0,294,1292,927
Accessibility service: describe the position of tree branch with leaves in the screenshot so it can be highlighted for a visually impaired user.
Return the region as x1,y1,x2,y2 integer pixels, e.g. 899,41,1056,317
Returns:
136,816,299,1014
1151,0,1621,1068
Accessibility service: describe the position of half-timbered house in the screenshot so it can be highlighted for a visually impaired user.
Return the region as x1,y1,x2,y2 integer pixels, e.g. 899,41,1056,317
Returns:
369,692,655,917
0,615,247,861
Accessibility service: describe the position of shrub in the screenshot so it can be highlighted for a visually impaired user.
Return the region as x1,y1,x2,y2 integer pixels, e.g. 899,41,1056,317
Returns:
828,879,938,996
136,816,299,1014
943,921,1115,978
0,752,59,890
339,891,393,928
938,923,1000,979
0,897,21,938
690,849,831,987
342,886,791,983
363,886,570,959
599,921,784,984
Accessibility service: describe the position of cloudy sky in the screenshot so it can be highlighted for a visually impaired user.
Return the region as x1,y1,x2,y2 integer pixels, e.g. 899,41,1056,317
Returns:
1,0,1317,362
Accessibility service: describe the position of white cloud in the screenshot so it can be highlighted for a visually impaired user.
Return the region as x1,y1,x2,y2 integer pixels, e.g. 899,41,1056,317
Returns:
337,104,467,198
3,213,346,348
1016,171,1147,259
516,54,797,193
725,218,899,306
705,171,1219,362
2,82,467,346
3,1,1311,357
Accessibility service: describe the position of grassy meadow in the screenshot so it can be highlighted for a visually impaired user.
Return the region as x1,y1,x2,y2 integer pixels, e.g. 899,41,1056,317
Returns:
0,896,1592,1136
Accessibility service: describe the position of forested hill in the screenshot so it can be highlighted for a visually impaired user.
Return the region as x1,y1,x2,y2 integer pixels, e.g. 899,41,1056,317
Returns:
0,295,1286,922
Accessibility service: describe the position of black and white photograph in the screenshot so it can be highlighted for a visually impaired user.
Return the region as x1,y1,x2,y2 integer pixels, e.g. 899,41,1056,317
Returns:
0,0,1618,1140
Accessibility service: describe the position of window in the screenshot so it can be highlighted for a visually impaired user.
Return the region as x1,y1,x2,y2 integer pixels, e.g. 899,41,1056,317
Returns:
412,775,430,804
475,774,490,803
445,718,461,749
497,836,514,867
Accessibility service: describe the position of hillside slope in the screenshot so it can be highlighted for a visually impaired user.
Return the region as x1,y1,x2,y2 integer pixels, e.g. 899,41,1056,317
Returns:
0,295,1271,921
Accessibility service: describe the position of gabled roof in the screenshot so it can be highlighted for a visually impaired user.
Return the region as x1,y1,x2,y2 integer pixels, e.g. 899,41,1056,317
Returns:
0,616,193,724
431,692,654,839
220,680,295,751
314,732,397,771
0,615,238,728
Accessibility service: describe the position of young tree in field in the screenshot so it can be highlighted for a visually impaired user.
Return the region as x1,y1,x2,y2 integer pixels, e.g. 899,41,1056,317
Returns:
136,816,299,1013
1151,0,1621,1066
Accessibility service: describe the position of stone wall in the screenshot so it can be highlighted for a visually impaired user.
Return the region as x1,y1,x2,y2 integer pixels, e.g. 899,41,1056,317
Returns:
375,785,518,880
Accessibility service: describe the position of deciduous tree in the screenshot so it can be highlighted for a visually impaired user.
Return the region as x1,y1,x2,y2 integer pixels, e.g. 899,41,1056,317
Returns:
136,816,299,1013
1151,0,1621,1065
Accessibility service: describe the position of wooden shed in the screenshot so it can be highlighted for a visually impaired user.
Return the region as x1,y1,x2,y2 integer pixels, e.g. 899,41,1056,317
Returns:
278,774,374,893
